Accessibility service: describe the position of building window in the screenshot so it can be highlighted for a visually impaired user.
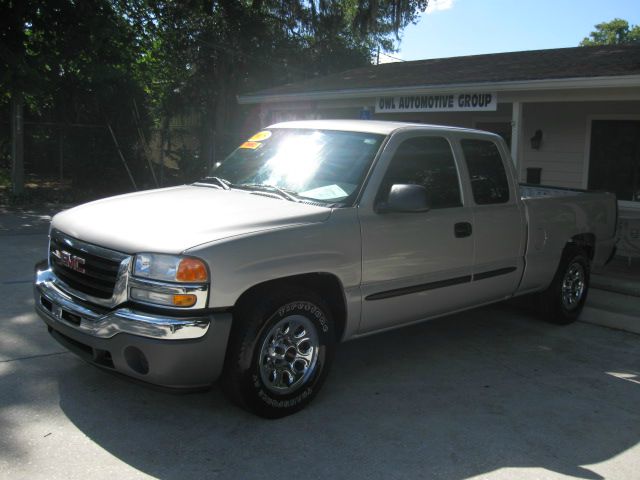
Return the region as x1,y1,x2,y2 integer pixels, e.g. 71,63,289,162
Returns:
588,120,640,203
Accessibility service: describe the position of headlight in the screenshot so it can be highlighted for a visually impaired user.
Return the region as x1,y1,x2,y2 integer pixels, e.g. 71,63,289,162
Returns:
130,254,209,309
133,254,208,283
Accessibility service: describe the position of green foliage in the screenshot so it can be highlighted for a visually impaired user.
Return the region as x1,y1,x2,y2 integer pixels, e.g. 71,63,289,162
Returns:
0,168,9,188
580,18,640,46
1,1,146,119
1,0,428,194
117,0,429,177
1,0,153,194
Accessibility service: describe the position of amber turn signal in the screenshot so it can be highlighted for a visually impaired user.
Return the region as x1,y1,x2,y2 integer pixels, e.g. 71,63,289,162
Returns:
176,258,208,282
172,294,197,307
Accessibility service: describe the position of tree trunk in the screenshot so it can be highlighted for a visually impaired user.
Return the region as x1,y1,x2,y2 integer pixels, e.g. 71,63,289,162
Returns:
59,125,65,182
10,96,24,195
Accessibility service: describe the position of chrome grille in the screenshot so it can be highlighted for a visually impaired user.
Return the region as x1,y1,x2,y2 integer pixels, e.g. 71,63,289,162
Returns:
49,230,127,299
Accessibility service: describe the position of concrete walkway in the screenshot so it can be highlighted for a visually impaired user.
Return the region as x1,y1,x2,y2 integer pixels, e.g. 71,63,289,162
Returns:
0,205,72,235
585,258,640,335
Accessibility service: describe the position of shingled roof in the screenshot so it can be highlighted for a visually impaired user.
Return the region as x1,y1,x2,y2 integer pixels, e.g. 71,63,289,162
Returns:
238,45,640,103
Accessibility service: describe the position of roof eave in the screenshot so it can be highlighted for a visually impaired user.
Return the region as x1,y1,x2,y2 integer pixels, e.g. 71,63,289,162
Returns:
237,74,640,105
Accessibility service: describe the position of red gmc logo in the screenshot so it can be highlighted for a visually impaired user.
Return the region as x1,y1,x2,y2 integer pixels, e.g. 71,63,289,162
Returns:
55,250,86,273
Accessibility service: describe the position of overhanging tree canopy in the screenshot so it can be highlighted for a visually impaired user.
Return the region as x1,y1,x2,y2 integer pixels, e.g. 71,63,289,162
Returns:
580,18,640,46
1,0,429,195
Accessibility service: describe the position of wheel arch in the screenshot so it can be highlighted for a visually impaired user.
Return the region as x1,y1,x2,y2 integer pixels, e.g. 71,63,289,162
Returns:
568,233,596,260
233,272,348,342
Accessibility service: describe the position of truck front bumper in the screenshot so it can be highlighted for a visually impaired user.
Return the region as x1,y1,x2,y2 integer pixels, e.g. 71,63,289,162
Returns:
34,262,232,390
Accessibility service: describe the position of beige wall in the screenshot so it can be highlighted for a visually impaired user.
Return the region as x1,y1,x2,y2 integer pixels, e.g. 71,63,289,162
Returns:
520,101,640,189
267,97,640,195
317,99,640,192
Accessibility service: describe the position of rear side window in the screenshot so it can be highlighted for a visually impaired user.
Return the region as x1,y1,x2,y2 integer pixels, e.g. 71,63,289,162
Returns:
461,139,510,204
380,136,462,209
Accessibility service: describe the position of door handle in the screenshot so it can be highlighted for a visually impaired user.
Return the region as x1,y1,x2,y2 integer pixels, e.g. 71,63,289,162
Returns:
454,222,473,238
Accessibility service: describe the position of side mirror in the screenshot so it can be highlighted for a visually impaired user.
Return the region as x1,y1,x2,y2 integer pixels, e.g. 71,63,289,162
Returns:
377,184,431,213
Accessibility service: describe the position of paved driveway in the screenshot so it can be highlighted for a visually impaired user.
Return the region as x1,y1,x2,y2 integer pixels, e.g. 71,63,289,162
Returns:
1,209,640,480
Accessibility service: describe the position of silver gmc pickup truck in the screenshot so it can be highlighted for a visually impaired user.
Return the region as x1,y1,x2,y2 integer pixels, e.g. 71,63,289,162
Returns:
34,120,617,418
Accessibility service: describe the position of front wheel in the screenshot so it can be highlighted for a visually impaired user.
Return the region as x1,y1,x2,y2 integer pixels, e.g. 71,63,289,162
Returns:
538,246,590,325
222,287,335,418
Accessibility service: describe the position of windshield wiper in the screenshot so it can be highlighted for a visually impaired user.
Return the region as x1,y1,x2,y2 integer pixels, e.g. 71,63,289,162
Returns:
240,183,300,202
198,176,231,190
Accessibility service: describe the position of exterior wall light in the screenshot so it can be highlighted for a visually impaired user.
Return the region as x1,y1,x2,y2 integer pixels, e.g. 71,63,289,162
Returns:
530,129,543,150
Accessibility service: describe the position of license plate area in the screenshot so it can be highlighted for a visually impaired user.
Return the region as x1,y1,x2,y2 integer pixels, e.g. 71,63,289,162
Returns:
40,296,81,325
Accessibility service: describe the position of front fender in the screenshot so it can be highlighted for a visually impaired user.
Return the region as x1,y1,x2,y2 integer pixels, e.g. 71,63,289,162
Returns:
184,208,361,311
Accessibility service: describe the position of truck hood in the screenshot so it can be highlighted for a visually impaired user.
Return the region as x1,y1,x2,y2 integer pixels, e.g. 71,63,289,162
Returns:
51,185,332,254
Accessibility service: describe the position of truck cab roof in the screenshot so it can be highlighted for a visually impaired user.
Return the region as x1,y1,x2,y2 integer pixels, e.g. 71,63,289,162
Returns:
267,119,485,136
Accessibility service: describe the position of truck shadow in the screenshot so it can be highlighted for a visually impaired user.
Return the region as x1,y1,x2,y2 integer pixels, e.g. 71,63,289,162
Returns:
56,304,640,479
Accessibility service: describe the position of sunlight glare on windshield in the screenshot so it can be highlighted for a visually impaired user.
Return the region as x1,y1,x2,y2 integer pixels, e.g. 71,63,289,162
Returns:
264,132,323,188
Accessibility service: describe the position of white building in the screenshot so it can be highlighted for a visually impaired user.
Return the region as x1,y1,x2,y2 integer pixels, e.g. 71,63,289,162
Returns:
238,45,640,220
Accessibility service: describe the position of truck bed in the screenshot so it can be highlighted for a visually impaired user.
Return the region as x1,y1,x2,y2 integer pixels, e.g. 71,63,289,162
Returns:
520,183,590,200
516,183,617,295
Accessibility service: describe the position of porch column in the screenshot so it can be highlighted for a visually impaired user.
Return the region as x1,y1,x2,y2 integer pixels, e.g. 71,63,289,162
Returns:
510,101,522,174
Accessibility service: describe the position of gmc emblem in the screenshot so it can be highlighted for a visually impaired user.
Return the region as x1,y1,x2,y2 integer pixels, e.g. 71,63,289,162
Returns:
54,250,86,274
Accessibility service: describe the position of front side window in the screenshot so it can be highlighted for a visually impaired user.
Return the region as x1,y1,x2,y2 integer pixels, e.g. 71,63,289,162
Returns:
461,139,510,205
207,128,385,204
379,136,462,209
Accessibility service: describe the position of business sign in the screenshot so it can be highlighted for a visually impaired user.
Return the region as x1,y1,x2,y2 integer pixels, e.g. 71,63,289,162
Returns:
375,92,497,113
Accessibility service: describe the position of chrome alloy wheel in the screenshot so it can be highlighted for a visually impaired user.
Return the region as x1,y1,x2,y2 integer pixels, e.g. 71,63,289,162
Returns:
561,262,586,310
259,315,320,394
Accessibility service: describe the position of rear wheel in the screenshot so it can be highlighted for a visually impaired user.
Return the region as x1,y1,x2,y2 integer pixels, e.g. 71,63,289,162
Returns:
538,246,590,325
222,286,335,418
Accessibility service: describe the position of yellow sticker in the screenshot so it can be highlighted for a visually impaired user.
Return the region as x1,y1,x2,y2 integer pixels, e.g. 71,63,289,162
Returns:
240,141,261,150
248,130,272,142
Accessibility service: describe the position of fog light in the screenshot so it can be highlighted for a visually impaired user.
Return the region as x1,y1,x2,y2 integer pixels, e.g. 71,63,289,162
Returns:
124,346,149,375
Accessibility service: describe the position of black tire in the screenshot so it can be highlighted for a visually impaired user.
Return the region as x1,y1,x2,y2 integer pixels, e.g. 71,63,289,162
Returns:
221,285,335,418
537,245,590,325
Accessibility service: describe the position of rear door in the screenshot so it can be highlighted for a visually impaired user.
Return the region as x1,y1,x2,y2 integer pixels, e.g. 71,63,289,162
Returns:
358,131,476,333
455,134,526,303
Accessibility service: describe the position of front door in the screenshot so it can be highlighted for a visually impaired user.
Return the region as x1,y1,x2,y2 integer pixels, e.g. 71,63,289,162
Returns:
358,133,476,333
588,120,640,203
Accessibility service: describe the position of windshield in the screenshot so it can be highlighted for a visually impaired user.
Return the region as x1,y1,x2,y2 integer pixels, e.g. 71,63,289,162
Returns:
206,128,385,204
